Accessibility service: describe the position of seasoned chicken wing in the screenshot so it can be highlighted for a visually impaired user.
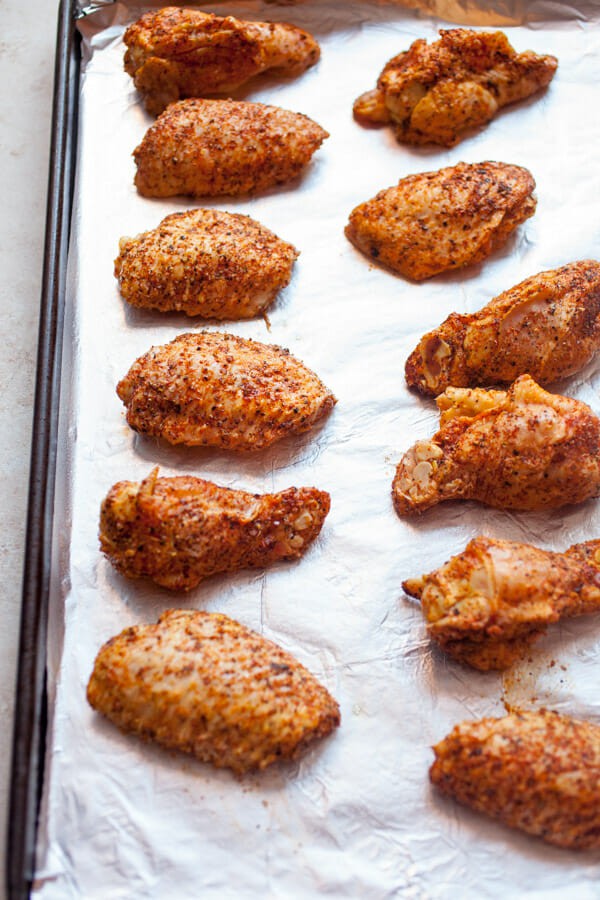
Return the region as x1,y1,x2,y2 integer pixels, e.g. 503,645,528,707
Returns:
392,375,600,515
404,536,600,670
117,331,336,450
87,609,340,773
124,7,320,116
345,162,536,281
115,209,298,320
406,261,600,395
354,29,557,146
430,709,600,849
100,468,330,591
133,98,328,198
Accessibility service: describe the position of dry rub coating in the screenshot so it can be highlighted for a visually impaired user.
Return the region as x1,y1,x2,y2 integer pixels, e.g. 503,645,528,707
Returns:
404,536,600,670
117,331,336,450
405,261,600,395
100,468,330,591
354,29,557,146
392,375,600,515
133,98,329,198
345,162,536,281
430,709,600,849
115,209,299,320
124,7,321,116
87,609,341,774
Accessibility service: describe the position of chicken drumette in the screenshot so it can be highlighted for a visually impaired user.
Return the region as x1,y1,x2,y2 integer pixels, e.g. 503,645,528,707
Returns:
100,468,330,591
115,209,298,320
392,375,600,515
117,331,336,450
404,535,600,670
345,162,536,281
124,7,321,116
431,709,600,849
134,99,328,198
87,609,340,774
354,29,557,147
406,261,600,395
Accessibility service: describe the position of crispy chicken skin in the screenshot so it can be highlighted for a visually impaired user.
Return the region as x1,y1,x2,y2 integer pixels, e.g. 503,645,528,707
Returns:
124,7,321,116
87,609,340,773
430,709,600,849
115,209,298,320
404,536,600,670
117,331,336,450
406,261,600,395
392,375,600,515
345,162,536,281
133,98,328,198
100,468,330,591
354,29,557,147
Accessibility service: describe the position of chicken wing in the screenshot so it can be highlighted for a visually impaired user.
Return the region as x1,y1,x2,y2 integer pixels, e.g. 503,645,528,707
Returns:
100,468,330,591
133,98,328,198
345,162,536,281
430,709,600,849
404,536,600,670
87,609,340,773
354,29,557,147
392,375,600,515
117,331,336,450
115,209,298,320
124,7,321,116
406,261,600,395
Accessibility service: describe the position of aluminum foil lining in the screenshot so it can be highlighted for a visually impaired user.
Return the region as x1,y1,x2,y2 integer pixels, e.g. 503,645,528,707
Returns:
33,2,600,896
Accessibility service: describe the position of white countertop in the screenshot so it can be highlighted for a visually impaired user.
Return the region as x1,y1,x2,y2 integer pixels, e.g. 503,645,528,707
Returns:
1,2,58,895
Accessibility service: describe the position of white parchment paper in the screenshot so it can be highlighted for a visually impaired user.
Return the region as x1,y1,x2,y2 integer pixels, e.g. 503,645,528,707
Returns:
32,2,600,896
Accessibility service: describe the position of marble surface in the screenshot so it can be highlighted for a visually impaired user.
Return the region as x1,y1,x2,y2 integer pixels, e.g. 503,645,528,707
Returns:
0,1,58,895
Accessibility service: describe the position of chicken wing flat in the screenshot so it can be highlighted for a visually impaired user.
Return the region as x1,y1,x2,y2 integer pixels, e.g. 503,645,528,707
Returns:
430,709,600,849
87,609,340,773
100,468,330,591
404,536,600,670
392,375,600,515
406,261,600,395
115,209,298,320
354,29,557,147
133,99,328,198
124,7,320,116
117,331,336,450
345,162,536,281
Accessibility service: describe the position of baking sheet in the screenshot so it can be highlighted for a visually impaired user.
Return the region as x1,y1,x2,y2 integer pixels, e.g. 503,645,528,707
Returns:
32,2,600,896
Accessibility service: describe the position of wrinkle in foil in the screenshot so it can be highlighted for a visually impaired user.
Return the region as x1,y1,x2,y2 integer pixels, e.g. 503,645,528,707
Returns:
34,2,600,897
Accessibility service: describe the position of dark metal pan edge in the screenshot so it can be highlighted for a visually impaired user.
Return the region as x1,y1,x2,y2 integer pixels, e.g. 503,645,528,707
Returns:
6,1,81,897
